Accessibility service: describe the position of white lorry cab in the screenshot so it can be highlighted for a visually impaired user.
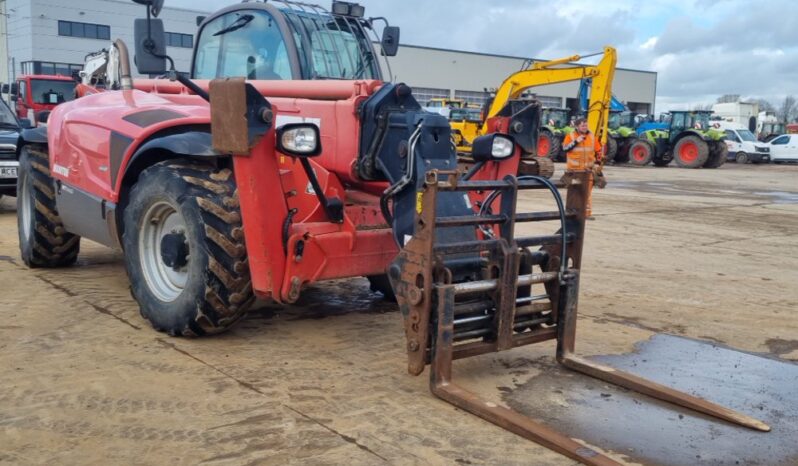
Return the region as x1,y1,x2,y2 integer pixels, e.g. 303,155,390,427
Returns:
716,121,771,164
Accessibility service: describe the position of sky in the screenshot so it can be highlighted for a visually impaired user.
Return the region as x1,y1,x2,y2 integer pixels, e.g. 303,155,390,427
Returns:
164,0,798,112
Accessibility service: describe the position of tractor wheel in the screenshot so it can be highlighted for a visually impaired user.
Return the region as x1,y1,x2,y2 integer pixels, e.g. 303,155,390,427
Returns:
17,144,80,267
123,160,254,336
673,136,709,168
627,139,654,166
703,142,728,168
605,136,619,163
519,156,555,179
368,275,396,301
537,131,553,157
615,138,632,164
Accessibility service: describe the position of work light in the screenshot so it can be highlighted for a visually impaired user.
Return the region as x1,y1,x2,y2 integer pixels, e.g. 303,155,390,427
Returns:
277,124,321,157
471,133,516,162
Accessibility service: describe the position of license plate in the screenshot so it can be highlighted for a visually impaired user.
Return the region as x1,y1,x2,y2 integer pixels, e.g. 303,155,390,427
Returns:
0,166,17,178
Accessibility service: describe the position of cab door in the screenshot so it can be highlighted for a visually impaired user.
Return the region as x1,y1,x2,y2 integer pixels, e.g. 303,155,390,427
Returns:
769,135,790,161
724,130,742,154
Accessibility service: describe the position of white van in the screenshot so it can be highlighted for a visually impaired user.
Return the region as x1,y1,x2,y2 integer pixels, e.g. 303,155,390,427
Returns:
716,122,770,164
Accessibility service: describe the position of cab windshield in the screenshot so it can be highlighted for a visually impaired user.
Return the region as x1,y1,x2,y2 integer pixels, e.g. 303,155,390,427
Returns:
737,129,756,142
193,8,380,80
283,9,380,80
30,79,76,105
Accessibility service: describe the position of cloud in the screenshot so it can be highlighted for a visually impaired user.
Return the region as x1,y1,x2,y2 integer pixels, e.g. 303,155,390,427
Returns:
164,0,798,111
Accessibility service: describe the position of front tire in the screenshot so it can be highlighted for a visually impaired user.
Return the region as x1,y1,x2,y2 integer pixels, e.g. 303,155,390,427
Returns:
735,151,749,164
627,139,654,166
123,160,254,336
17,144,80,267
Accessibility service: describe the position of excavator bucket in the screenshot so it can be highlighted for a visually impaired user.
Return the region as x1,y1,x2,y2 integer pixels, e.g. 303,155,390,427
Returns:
389,170,769,466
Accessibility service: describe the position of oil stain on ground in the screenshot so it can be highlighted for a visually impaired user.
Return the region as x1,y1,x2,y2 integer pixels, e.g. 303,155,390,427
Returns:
504,334,798,466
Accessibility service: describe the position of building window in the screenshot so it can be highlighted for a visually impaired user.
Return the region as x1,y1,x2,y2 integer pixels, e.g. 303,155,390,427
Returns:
21,60,83,77
58,21,110,40
412,87,449,105
166,32,194,48
454,90,490,106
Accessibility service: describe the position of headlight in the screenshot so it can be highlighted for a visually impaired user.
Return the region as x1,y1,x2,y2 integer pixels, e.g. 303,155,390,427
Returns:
491,136,514,159
470,133,516,162
277,123,321,157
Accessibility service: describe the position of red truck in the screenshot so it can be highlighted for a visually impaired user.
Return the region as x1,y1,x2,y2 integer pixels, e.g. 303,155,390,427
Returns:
11,74,77,126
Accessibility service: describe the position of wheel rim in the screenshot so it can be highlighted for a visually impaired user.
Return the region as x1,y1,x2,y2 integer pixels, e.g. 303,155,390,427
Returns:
679,141,699,163
737,153,747,163
537,136,550,156
632,145,648,162
19,170,32,240
139,201,189,302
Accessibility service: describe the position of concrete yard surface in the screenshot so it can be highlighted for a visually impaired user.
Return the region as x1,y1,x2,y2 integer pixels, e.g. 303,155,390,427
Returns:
0,162,796,465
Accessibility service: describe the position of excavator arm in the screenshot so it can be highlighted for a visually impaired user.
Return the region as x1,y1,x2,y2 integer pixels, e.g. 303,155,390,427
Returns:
485,46,617,153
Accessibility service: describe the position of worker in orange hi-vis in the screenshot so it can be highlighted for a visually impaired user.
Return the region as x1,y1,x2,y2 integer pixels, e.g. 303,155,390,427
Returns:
561,117,603,219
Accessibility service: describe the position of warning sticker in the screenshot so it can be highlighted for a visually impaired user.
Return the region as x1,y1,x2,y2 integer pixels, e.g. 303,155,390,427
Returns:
416,191,423,214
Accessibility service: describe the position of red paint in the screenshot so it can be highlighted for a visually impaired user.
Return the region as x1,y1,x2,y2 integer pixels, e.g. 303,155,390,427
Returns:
48,79,397,302
679,140,698,162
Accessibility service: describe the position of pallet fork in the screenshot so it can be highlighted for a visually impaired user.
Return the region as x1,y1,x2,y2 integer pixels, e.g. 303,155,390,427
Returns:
389,171,769,466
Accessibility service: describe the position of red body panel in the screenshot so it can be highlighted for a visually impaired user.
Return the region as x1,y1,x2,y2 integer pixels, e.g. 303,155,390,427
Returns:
48,79,396,301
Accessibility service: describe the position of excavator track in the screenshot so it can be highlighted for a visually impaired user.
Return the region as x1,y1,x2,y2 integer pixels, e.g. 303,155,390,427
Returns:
390,170,770,465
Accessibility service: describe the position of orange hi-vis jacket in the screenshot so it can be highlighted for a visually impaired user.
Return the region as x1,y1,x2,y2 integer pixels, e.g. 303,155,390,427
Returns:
562,131,603,171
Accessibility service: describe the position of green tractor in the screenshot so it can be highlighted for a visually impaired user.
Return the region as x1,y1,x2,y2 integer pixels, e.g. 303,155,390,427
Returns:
628,110,727,168
606,110,637,163
536,107,573,162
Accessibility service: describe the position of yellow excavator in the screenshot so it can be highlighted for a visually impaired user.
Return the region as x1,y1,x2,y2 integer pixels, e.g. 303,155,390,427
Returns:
451,47,617,178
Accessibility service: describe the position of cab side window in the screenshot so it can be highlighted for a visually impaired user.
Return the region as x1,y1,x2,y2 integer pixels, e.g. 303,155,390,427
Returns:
18,81,27,102
771,136,789,145
724,130,740,143
193,10,293,80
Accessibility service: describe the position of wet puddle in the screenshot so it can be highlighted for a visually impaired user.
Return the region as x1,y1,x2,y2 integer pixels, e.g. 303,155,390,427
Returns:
505,334,798,465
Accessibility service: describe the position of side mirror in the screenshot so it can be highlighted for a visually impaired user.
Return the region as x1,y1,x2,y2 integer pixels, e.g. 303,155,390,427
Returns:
134,18,167,75
132,0,164,18
381,26,400,57
18,118,33,129
1,84,7,94
10,83,18,95
10,95,17,102
196,15,206,27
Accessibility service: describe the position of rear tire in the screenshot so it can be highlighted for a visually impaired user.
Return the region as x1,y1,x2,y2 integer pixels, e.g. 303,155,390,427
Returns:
673,135,709,168
627,139,654,166
537,130,562,160
615,138,631,164
123,159,254,336
17,144,80,267
605,136,618,163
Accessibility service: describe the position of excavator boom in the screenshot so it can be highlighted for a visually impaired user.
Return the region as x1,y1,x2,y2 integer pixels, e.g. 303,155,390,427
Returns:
486,47,617,149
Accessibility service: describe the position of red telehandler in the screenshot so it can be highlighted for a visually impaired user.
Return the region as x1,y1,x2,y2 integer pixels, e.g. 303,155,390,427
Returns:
15,1,770,464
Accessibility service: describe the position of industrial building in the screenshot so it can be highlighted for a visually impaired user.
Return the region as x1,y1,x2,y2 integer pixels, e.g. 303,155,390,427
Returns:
0,0,657,114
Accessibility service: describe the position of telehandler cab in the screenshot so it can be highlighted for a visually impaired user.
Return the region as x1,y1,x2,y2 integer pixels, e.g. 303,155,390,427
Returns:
15,1,770,464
